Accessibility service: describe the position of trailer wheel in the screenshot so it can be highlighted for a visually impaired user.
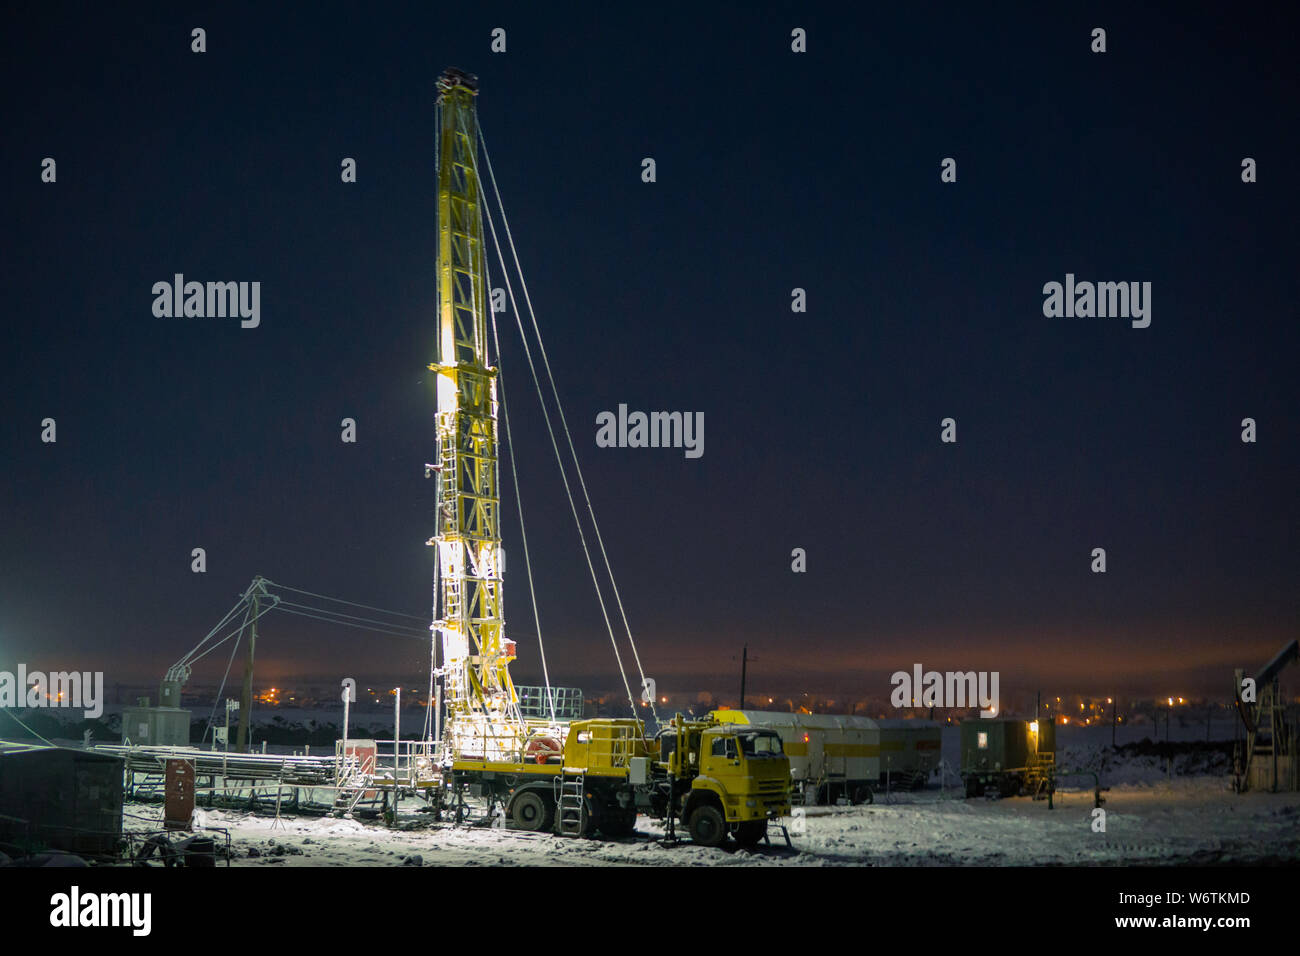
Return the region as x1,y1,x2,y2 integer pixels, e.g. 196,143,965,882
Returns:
687,804,726,848
733,820,766,847
510,791,548,831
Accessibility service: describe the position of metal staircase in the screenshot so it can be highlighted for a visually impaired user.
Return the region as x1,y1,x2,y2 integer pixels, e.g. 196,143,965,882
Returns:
1026,751,1056,799
332,753,368,817
558,771,586,836
1235,640,1299,792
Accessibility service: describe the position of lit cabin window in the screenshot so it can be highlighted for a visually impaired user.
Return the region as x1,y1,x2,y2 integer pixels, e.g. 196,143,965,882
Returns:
977,732,988,749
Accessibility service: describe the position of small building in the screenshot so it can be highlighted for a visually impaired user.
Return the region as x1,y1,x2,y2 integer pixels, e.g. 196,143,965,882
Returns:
0,743,124,858
121,688,191,747
959,717,1056,797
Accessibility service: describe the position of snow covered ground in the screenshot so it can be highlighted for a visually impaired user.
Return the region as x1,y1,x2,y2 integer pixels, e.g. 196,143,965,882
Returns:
15,714,1291,865
120,724,1300,867
120,779,1300,867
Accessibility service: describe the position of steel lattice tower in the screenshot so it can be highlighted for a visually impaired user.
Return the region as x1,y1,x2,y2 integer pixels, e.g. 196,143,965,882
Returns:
428,68,522,760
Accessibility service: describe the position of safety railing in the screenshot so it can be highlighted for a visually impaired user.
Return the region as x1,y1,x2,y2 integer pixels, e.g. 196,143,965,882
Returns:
365,738,443,787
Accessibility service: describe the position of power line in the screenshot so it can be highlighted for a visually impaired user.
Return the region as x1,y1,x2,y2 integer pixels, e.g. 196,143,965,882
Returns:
273,605,427,642
262,580,426,621
273,600,427,637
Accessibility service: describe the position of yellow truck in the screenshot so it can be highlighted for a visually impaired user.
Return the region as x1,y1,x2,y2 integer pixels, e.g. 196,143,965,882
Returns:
441,714,791,847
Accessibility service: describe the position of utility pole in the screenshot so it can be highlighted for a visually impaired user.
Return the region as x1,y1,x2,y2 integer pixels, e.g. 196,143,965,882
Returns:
740,645,749,709
341,680,352,774
393,687,402,815
236,578,260,753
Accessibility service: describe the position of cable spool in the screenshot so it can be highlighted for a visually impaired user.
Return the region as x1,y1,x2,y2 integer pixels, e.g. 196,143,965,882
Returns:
524,736,562,764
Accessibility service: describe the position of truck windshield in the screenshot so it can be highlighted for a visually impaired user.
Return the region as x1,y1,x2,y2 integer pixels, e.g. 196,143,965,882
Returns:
738,731,783,757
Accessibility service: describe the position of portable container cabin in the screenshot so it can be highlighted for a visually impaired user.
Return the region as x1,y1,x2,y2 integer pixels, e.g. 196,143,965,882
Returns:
877,719,943,785
709,710,941,803
121,694,191,747
0,743,124,858
959,717,1056,797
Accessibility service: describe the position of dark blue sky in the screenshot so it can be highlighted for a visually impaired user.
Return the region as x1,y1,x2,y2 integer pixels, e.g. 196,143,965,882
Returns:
1,3,1296,706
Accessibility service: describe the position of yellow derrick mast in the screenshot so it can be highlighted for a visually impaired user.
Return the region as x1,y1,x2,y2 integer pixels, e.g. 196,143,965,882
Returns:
428,68,522,761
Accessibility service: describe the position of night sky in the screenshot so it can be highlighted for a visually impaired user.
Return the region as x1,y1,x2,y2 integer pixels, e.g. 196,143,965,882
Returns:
1,3,1296,709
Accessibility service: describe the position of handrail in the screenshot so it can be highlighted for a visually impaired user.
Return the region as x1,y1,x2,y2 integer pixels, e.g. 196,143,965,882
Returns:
1046,767,1107,809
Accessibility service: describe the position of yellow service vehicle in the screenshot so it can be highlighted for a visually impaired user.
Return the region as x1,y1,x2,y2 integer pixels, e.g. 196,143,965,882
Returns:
443,714,791,847
654,715,792,847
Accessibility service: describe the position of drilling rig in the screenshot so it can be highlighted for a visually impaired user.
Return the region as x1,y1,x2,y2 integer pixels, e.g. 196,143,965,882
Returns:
428,67,552,763
419,69,791,844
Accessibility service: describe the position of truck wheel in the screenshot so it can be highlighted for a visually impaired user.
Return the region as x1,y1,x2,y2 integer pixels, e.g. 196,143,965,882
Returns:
576,797,599,837
734,820,766,847
687,804,727,847
510,791,547,831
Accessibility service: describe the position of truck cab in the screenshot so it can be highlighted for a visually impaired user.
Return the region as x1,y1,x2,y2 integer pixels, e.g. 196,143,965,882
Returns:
658,720,791,847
